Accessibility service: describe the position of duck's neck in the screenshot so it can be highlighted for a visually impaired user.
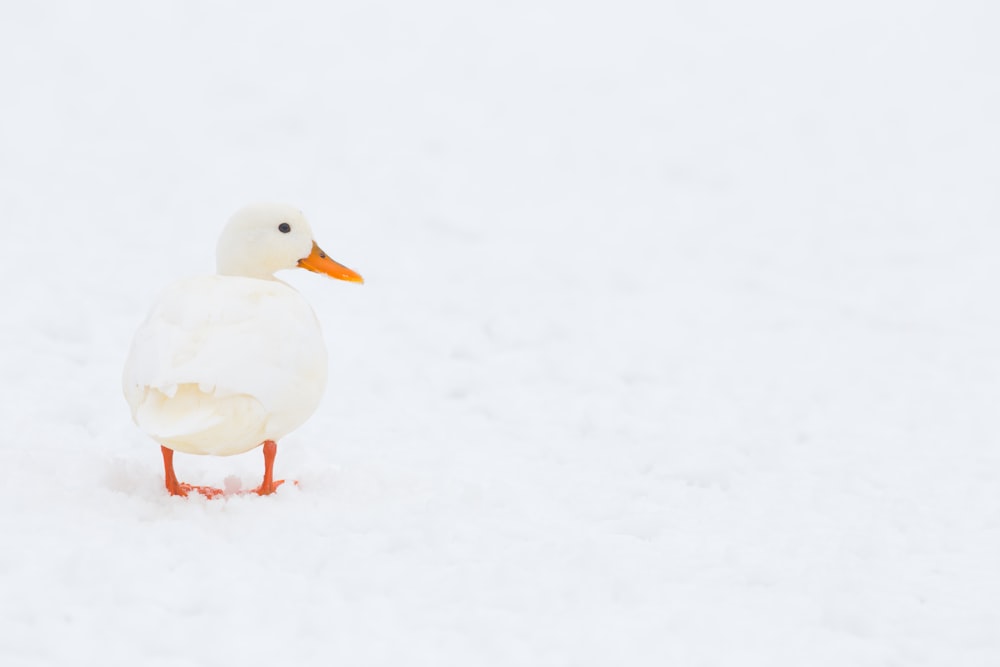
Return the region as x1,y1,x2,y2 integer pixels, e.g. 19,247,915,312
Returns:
216,259,279,281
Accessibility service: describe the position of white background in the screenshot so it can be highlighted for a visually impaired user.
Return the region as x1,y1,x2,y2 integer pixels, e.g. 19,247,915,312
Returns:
1,1,998,665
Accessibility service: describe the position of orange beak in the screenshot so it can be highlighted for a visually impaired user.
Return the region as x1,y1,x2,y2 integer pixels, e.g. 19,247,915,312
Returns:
297,242,364,283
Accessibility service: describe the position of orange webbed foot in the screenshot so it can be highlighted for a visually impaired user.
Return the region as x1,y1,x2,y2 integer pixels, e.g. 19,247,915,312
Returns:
180,483,226,499
255,479,286,496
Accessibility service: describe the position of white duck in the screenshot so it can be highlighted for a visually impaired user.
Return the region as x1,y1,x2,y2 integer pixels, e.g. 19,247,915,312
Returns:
123,203,363,497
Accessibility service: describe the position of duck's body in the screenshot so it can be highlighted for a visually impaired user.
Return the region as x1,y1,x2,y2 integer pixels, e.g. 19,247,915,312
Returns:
123,203,362,496
123,275,327,456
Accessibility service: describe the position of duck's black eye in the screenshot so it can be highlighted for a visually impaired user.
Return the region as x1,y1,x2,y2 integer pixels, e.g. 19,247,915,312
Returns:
278,222,291,233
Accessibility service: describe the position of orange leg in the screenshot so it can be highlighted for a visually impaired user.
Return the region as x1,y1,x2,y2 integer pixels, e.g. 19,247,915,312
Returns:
257,440,278,495
160,445,224,499
161,445,188,497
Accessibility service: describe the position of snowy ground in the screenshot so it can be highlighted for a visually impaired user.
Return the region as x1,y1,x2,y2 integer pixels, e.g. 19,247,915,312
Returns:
2,1,999,665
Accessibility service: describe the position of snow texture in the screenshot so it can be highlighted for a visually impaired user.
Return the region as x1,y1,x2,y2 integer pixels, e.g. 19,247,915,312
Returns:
1,1,999,665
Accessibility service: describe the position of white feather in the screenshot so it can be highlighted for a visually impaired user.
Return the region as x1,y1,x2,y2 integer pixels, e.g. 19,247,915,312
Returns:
122,204,339,457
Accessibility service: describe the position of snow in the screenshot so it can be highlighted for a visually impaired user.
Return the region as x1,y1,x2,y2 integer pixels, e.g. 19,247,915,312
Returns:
1,1,999,664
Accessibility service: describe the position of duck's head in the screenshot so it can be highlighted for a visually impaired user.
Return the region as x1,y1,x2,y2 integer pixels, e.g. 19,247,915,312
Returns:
216,203,363,283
